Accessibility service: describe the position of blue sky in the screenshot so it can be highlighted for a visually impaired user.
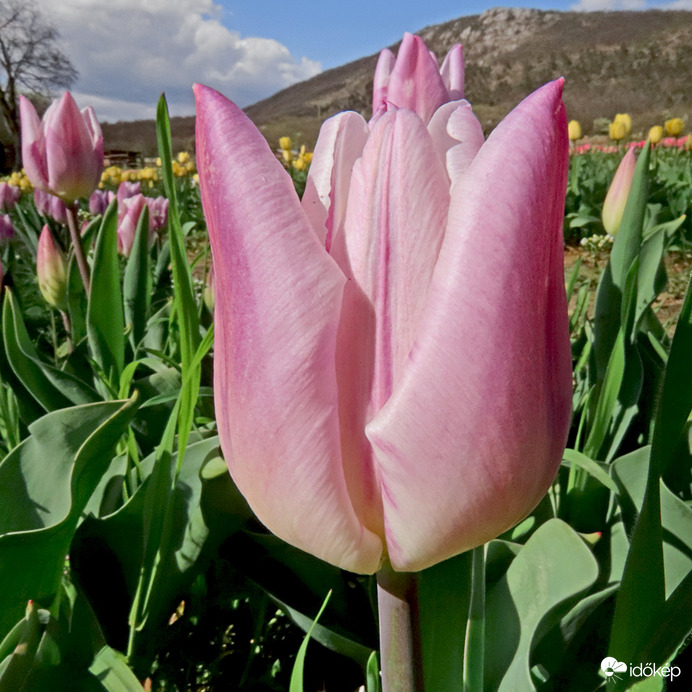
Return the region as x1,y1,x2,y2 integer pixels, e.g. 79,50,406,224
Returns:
34,1,689,122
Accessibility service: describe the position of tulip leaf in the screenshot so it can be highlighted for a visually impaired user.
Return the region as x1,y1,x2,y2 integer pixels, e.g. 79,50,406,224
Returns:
89,645,144,691
366,650,381,692
562,448,619,493
87,200,125,386
123,204,151,355
484,519,599,692
0,397,138,640
2,288,100,411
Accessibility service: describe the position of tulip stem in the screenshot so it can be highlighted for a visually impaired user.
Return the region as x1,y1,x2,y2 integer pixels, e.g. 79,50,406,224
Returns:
376,563,424,692
462,544,486,692
66,203,91,295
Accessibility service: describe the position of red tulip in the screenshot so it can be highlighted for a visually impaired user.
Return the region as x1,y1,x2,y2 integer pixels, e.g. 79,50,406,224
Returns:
195,69,571,574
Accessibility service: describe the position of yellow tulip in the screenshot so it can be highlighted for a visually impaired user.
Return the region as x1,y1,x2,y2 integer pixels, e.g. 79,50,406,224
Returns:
614,113,632,135
177,151,191,164
665,118,684,137
648,125,663,145
568,120,582,141
279,136,292,151
609,120,626,142
282,149,293,164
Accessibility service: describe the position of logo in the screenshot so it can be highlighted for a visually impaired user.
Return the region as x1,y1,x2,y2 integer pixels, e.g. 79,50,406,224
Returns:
601,657,627,682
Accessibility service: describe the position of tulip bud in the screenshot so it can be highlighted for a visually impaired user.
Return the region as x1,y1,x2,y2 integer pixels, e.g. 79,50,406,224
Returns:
0,213,14,243
609,120,627,142
89,189,114,215
0,181,21,211
37,225,68,310
602,147,636,237
665,117,685,137
613,113,632,135
648,125,663,145
568,120,582,141
33,189,68,225
20,92,104,203
117,194,147,257
145,196,169,232
278,136,292,151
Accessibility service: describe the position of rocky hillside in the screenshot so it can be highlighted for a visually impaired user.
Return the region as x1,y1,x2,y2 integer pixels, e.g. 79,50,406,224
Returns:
104,7,692,154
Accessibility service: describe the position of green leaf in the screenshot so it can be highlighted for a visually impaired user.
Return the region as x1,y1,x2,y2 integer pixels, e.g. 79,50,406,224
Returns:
87,201,125,384
484,519,599,692
366,651,381,692
2,289,99,412
562,448,619,494
89,646,143,691
0,398,138,639
289,591,332,692
123,205,151,355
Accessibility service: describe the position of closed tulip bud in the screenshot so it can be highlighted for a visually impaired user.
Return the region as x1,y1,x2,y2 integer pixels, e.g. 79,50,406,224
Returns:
20,92,103,203
0,182,21,211
602,147,636,237
665,117,684,136
609,120,626,142
648,125,663,145
373,33,464,124
0,213,14,243
117,194,147,257
37,225,68,310
89,189,114,215
614,113,632,135
279,136,292,151
145,196,169,232
568,120,582,141
34,189,68,225
194,61,572,573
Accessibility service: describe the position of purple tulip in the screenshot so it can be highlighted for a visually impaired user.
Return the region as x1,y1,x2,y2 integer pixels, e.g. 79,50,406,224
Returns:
195,67,571,574
0,182,21,212
145,196,169,232
372,33,465,124
0,214,14,243
34,189,68,225
37,225,68,310
89,189,115,215
116,181,141,205
19,92,103,203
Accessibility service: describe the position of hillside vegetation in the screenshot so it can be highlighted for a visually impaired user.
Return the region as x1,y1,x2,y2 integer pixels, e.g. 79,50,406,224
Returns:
103,7,692,154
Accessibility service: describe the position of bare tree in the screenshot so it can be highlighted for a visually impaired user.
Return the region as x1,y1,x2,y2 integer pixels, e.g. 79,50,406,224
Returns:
0,0,77,169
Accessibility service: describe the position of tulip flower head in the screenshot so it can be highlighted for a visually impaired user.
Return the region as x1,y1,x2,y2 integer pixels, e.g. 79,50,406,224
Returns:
117,194,147,257
34,189,68,225
609,120,627,142
613,113,632,135
195,42,571,574
602,147,636,237
0,214,14,243
145,196,169,233
648,125,663,145
20,92,103,203
0,182,21,211
568,120,582,141
665,117,685,137
372,32,464,124
37,225,68,310
89,189,115,215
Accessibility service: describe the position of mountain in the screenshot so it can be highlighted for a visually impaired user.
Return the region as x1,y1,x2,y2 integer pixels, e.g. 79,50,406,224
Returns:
103,7,692,155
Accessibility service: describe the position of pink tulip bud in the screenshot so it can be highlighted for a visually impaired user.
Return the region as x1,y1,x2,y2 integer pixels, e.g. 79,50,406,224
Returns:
372,33,465,124
0,213,14,243
194,49,572,575
34,189,69,225
0,182,21,211
602,147,636,237
37,225,68,310
20,92,104,203
117,194,147,257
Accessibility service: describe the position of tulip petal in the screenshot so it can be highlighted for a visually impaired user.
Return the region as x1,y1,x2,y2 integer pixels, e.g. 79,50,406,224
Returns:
385,33,450,123
194,84,383,573
372,48,396,114
440,44,465,100
301,112,369,250
367,79,572,572
19,96,49,191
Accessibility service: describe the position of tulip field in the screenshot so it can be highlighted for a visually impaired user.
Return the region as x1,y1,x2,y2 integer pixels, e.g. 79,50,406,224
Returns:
1,33,692,692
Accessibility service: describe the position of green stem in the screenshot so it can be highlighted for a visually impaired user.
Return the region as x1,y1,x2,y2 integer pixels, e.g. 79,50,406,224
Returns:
66,203,91,295
463,545,486,692
376,562,424,692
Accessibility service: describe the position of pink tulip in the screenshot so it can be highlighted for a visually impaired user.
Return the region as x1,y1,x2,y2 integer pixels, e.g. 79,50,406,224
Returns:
33,189,68,225
602,147,636,237
116,194,147,257
19,92,103,203
0,182,21,211
0,214,14,243
195,72,571,574
372,33,464,124
145,196,169,232
37,225,68,310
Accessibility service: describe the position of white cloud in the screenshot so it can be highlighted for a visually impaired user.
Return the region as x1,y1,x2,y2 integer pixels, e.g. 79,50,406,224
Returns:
34,0,321,122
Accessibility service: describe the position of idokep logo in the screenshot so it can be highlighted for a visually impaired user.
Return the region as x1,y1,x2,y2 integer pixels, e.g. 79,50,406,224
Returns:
600,657,682,683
